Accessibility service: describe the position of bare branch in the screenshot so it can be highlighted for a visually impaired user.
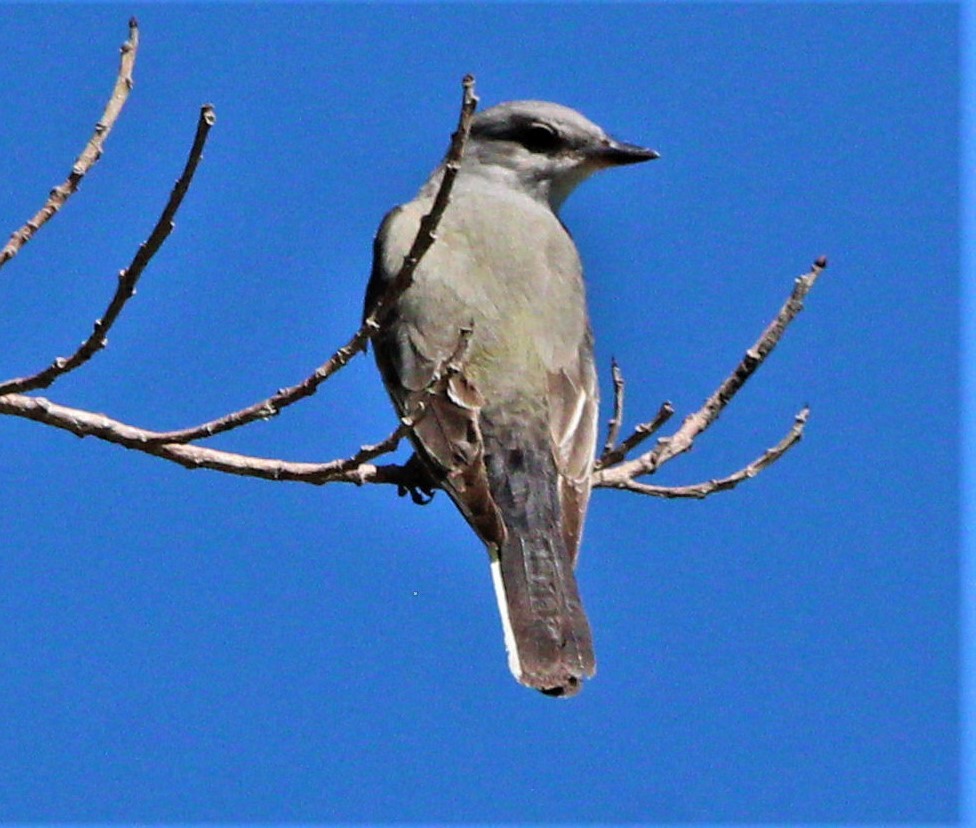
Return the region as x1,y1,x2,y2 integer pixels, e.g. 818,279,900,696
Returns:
593,257,827,489
0,104,217,396
595,407,809,498
0,391,414,487
0,18,139,273
143,75,480,446
0,326,459,489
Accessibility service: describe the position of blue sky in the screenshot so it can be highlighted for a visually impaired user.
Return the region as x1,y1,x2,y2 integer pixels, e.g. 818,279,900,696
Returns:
0,3,961,823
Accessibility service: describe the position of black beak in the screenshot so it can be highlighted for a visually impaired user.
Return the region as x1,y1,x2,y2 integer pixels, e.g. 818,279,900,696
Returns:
593,137,660,166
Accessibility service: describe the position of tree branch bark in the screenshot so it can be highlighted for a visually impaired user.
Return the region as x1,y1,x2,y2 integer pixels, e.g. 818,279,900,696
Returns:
0,18,139,273
0,391,417,487
596,407,809,498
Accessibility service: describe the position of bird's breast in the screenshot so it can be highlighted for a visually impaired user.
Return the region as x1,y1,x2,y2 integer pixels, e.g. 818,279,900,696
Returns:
383,187,591,399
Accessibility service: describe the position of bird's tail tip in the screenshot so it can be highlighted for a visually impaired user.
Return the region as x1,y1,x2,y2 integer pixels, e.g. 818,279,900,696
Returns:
488,555,595,698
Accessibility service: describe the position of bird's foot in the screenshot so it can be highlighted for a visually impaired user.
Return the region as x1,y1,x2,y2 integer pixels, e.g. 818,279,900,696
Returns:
396,453,439,505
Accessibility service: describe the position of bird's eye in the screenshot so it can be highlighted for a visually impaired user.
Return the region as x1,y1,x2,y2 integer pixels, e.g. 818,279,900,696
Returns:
516,123,561,154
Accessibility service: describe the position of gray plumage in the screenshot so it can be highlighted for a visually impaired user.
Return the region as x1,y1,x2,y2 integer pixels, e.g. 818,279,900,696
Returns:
365,100,657,696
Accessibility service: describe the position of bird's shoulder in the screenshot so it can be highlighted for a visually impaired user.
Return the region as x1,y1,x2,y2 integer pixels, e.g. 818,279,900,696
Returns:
364,201,422,319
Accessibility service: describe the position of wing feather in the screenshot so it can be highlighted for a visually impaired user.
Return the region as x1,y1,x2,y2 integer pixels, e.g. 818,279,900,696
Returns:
546,331,598,565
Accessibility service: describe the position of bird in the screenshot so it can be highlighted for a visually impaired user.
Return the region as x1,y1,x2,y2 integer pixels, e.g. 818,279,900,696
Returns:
364,99,657,696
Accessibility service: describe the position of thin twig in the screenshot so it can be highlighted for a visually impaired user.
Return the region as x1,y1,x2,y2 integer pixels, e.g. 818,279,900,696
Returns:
0,48,824,504
142,75,480,446
596,400,674,470
0,104,217,396
365,74,480,327
593,257,827,488
600,358,625,459
596,407,809,497
0,18,139,273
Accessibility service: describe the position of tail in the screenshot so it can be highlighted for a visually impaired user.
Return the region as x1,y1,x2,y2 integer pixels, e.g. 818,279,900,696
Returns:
483,427,595,697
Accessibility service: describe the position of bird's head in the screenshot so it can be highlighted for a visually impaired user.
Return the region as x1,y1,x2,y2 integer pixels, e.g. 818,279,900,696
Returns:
462,100,658,210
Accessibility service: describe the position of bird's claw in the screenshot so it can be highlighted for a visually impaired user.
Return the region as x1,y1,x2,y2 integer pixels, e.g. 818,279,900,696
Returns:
396,453,439,505
397,482,437,505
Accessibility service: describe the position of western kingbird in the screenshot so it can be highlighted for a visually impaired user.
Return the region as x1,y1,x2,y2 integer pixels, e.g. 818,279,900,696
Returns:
365,100,657,696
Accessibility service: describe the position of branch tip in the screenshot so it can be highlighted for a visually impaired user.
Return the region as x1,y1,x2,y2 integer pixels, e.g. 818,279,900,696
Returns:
1,15,139,273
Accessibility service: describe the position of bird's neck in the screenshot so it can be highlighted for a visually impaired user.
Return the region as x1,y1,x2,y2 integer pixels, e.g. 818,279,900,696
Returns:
421,161,569,214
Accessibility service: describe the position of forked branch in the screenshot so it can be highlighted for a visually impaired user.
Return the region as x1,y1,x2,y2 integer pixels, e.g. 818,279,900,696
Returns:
605,407,810,499
592,258,828,496
0,391,415,486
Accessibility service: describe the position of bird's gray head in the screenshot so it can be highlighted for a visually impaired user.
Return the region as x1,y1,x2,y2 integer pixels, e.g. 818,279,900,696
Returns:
462,100,658,210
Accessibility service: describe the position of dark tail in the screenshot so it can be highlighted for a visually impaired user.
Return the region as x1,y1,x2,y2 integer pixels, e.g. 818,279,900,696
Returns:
483,426,595,697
